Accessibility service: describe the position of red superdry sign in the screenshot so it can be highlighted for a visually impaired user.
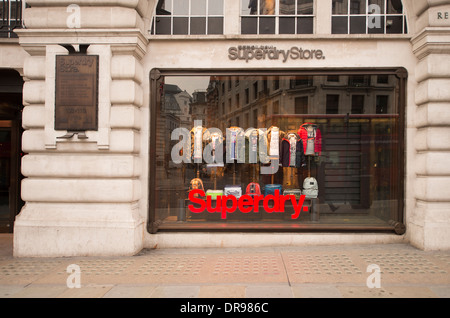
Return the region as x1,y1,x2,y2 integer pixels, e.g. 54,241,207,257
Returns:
188,190,309,220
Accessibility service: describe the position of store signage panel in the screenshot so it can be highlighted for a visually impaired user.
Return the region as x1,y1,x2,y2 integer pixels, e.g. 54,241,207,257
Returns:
55,55,99,131
228,45,325,63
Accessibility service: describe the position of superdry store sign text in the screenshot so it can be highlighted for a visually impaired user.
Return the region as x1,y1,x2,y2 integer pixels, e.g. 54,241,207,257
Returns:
228,46,326,63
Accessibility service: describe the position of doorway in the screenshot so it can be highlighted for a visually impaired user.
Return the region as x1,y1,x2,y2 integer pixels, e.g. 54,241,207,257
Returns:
0,69,24,233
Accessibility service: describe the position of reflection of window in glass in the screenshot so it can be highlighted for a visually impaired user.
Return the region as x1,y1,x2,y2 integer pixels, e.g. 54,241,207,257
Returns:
327,75,340,82
291,76,313,88
242,0,314,34
351,95,365,114
349,75,370,87
377,75,389,84
273,100,279,114
295,96,308,114
376,95,388,114
332,0,406,34
273,77,280,90
152,0,224,35
326,94,339,114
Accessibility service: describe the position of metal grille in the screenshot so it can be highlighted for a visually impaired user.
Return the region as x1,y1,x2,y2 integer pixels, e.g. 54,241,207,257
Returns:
0,0,25,38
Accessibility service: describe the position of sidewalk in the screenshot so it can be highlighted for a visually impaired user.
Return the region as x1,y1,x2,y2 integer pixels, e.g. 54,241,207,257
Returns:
0,234,449,299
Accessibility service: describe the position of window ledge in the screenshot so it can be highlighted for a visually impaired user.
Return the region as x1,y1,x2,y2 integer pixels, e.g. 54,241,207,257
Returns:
148,33,412,41
0,38,20,44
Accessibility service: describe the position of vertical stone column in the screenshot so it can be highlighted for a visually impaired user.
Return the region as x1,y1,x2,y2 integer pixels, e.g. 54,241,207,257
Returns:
13,1,150,256
410,1,450,250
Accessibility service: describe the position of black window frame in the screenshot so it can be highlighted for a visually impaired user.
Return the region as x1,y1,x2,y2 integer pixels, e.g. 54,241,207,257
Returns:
148,67,407,235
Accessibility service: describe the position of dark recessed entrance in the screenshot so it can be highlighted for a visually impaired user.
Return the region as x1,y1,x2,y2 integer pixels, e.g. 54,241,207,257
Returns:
0,69,24,233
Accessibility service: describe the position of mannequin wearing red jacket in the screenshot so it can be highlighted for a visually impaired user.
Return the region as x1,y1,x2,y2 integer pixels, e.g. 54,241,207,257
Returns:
297,123,322,157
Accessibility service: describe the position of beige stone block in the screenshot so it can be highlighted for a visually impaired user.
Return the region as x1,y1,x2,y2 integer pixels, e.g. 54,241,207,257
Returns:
14,202,145,257
423,222,450,250
24,7,143,29
22,106,46,129
23,56,46,80
416,151,450,175
23,80,45,104
22,154,141,178
21,178,141,203
416,78,450,106
416,200,450,223
416,102,450,127
111,55,143,84
0,44,28,71
22,129,46,152
416,54,450,82
415,175,450,201
110,80,143,106
415,127,450,151
110,105,142,129
109,129,141,153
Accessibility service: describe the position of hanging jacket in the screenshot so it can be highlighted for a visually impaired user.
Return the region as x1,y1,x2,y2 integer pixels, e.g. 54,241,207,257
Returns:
297,123,322,156
266,126,285,159
280,133,306,168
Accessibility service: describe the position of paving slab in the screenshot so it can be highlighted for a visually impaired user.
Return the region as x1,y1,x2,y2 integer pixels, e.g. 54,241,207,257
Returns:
245,284,294,298
198,285,246,298
291,284,343,298
149,285,201,298
103,285,157,298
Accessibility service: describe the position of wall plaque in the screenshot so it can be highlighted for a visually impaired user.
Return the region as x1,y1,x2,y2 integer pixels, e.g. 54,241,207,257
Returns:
55,54,99,131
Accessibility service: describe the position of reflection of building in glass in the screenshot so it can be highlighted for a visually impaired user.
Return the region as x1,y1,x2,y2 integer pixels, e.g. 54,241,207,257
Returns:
200,74,398,214
212,75,397,131
157,84,192,171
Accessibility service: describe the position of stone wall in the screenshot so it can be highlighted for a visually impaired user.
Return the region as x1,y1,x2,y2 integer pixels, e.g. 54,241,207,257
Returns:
13,0,153,256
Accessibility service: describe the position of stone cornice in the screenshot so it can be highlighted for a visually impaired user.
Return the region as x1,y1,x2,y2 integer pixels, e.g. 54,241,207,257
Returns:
411,27,450,59
15,28,148,59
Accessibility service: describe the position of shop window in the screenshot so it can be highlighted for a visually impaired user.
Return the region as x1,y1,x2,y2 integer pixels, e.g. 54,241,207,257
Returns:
151,0,224,35
241,0,314,35
332,0,407,34
149,69,406,234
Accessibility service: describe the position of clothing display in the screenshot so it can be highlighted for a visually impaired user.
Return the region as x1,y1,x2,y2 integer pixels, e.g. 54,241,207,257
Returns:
186,123,322,214
226,126,245,163
246,182,261,197
266,126,285,159
280,132,306,168
303,177,319,199
298,123,322,156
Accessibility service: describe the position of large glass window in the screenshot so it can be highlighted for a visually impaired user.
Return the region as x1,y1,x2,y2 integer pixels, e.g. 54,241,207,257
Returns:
332,0,407,34
151,0,224,35
241,0,314,34
149,69,406,234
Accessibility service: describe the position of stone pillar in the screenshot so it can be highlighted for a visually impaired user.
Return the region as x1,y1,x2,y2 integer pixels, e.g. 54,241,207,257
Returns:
13,0,150,256
410,1,450,250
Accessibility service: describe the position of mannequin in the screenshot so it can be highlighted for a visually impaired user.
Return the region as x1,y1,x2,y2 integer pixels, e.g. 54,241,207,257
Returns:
280,131,305,190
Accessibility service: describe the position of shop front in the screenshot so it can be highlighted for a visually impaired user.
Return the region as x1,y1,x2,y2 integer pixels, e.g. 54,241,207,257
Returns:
8,0,450,256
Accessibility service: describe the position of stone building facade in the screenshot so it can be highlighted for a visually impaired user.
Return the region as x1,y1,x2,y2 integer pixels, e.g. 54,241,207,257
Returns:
0,0,448,256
